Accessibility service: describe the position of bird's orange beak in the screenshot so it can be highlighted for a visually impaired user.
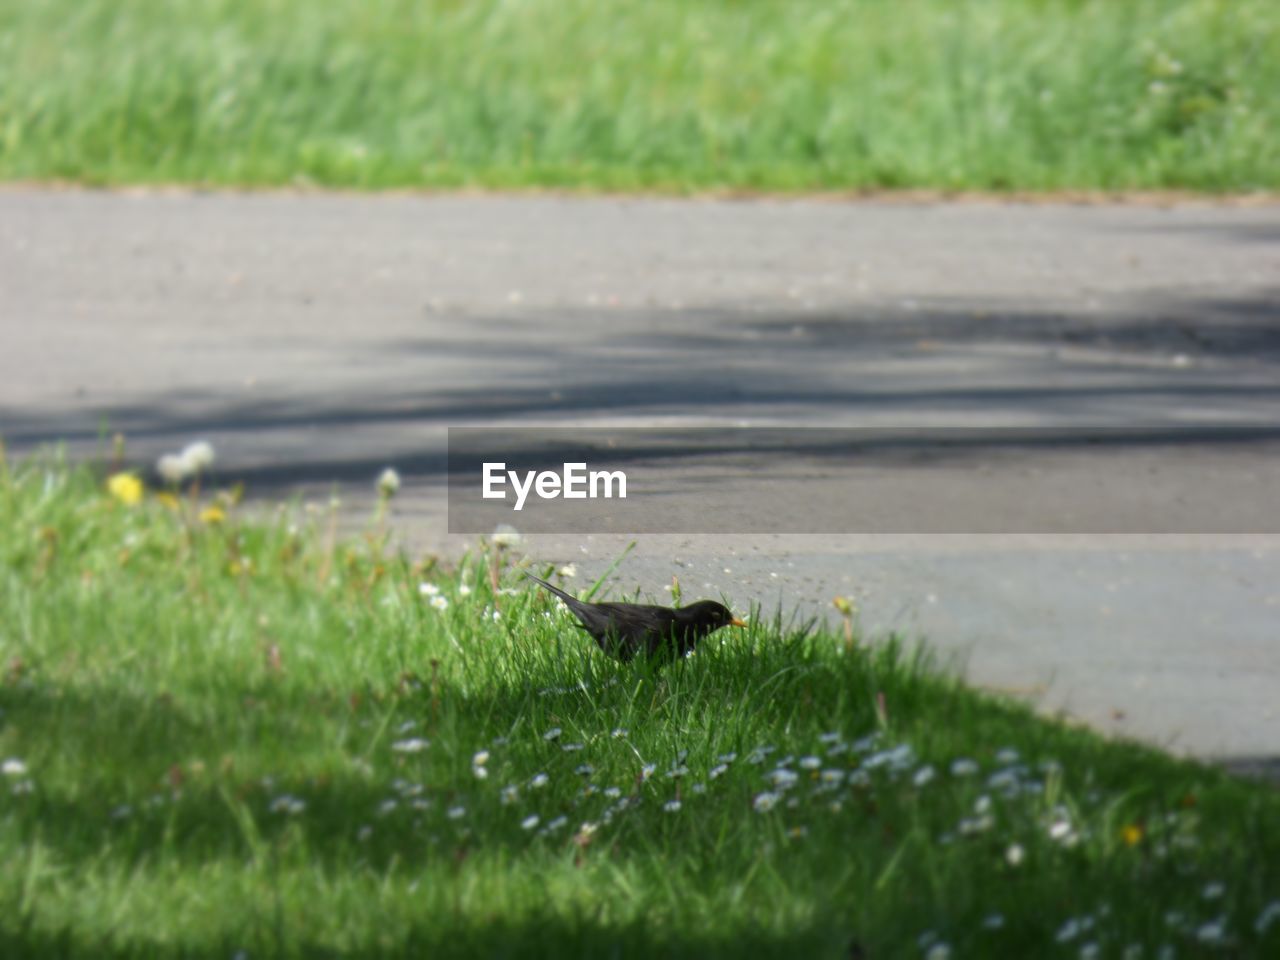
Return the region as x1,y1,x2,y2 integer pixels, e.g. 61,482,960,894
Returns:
729,618,748,628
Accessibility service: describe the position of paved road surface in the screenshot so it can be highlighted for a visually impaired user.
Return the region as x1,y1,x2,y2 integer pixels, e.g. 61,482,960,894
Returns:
2,190,1277,769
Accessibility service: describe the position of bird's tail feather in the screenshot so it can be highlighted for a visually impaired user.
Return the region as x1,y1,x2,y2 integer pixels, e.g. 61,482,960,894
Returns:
523,571,580,606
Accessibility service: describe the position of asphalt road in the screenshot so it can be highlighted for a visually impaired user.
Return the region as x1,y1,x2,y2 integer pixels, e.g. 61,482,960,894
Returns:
2,190,1278,770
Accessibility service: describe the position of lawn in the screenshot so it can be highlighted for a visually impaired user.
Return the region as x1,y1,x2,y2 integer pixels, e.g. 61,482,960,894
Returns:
1,449,1279,958
0,0,1276,193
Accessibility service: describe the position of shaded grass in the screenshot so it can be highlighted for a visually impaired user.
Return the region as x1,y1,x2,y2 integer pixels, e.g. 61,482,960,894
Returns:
1,451,1279,957
0,1,1276,192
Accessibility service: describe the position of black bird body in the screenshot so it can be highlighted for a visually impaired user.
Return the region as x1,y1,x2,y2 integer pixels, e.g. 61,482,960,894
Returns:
525,574,745,662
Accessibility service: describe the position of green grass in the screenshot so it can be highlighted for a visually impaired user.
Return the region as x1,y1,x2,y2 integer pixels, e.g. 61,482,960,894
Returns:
2,450,1279,958
0,0,1277,193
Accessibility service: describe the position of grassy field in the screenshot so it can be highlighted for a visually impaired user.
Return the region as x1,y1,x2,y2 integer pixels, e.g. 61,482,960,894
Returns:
0,0,1276,193
2,450,1279,958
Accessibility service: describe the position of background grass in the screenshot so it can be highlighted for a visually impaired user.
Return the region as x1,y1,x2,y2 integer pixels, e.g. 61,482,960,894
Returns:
2,452,1279,957
0,0,1276,192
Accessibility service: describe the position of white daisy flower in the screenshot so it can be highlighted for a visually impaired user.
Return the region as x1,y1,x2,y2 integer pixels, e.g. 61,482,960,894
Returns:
521,815,540,830
2,758,27,777
663,800,682,813
419,583,440,597
430,595,448,611
753,791,780,812
391,738,430,753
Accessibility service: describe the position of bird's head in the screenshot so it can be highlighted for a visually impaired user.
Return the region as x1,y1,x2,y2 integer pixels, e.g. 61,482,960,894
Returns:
679,600,748,633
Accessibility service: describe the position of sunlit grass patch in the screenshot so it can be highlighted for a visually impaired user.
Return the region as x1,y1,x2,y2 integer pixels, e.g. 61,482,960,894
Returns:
0,0,1277,192
1,449,1278,958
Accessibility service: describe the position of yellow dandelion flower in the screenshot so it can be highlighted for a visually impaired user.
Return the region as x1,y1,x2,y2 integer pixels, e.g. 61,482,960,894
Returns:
200,505,226,525
155,491,180,511
833,595,856,616
1121,824,1144,847
107,472,143,506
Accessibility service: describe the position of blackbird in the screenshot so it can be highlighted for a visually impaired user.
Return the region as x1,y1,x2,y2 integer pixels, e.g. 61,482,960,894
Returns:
525,573,746,662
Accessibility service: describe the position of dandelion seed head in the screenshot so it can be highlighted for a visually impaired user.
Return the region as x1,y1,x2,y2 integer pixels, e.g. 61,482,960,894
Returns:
182,441,216,473
491,524,522,547
157,453,189,484
376,467,401,498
